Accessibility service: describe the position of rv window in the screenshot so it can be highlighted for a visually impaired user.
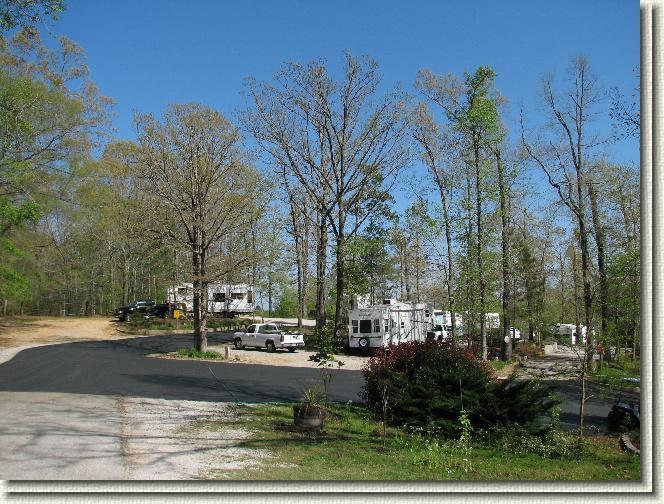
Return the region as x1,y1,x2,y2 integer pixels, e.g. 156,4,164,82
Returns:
360,320,372,333
352,320,359,334
213,293,225,302
373,319,380,333
231,292,244,300
177,288,190,295
400,321,405,329
247,290,253,303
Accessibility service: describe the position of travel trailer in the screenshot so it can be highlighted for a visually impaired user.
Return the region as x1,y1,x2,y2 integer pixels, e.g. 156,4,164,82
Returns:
166,283,254,317
347,299,434,350
555,323,588,345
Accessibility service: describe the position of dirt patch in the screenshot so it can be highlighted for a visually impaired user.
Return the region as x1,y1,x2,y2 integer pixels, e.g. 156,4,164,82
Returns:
0,316,126,348
118,398,265,479
154,343,370,371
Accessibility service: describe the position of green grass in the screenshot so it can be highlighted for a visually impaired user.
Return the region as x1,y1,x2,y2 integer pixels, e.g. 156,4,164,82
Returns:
591,356,640,390
488,358,515,372
199,403,640,481
175,347,225,359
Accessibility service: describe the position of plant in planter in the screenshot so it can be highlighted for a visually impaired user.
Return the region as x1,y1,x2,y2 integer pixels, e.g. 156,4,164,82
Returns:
293,387,327,429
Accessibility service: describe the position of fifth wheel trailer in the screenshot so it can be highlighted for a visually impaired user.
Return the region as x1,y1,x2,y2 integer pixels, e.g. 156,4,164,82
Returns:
166,283,254,317
347,299,434,350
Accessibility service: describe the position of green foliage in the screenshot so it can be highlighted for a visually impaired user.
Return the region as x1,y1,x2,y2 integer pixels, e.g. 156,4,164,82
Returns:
176,348,224,360
479,425,585,460
221,403,640,481
0,0,64,32
458,408,472,472
273,287,298,317
309,322,345,403
362,341,557,438
0,262,29,300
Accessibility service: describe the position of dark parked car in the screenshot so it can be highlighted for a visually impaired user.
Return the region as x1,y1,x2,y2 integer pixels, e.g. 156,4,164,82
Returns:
145,302,187,319
115,300,156,322
607,377,640,433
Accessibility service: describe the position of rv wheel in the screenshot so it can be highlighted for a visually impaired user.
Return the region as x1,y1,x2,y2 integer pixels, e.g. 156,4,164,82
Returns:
358,337,369,349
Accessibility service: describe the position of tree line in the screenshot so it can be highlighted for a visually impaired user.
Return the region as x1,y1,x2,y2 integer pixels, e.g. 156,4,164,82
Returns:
0,20,639,358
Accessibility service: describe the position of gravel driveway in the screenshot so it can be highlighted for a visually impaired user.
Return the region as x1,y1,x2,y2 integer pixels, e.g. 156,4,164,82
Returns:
0,391,262,480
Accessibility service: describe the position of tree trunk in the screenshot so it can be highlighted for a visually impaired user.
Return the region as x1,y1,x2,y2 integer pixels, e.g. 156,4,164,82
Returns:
496,150,512,361
440,191,456,341
315,205,328,331
587,180,608,340
572,246,581,345
192,230,207,352
474,148,487,360
334,210,346,337
302,215,309,324
122,255,130,305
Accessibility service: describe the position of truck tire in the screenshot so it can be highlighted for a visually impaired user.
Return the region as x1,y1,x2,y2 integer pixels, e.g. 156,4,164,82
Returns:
287,347,296,353
358,337,369,349
234,338,244,350
266,341,276,353
124,312,131,323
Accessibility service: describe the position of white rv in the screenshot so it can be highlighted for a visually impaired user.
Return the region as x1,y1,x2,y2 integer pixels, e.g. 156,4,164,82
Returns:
555,323,588,345
347,299,434,350
166,283,254,317
433,310,464,337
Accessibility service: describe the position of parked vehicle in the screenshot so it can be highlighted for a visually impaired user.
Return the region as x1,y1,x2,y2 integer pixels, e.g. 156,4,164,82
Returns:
166,283,254,317
426,323,448,342
115,300,156,322
145,302,188,319
233,323,305,353
347,299,434,350
607,377,640,432
555,323,588,345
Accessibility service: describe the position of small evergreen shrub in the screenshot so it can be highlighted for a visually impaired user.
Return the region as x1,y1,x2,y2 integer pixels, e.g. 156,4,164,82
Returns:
362,341,557,438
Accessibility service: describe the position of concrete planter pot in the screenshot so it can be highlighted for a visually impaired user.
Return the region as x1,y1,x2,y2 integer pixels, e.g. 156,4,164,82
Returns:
293,405,327,429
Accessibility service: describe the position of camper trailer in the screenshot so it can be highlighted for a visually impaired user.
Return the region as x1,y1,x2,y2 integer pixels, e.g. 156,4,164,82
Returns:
430,310,464,340
166,283,254,317
555,323,588,345
348,299,434,350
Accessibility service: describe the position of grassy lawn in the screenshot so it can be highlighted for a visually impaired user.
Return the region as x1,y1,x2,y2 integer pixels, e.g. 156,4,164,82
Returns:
590,356,640,390
201,403,640,480
175,347,225,359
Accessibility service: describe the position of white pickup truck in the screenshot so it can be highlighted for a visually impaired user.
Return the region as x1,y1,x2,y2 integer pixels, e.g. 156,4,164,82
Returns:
233,323,305,353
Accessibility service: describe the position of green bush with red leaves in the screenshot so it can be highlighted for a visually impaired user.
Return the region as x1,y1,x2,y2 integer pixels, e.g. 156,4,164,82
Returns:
361,341,557,438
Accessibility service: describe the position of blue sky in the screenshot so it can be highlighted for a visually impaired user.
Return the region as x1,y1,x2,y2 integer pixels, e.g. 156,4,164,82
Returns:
43,0,639,210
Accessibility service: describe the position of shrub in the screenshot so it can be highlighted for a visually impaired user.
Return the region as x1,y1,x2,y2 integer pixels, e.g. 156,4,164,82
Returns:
514,341,543,359
176,348,224,359
362,341,557,438
478,424,584,459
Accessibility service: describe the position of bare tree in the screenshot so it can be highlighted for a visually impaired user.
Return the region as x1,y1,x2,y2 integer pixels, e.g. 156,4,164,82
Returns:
411,103,458,340
521,56,603,356
244,53,410,335
135,103,255,351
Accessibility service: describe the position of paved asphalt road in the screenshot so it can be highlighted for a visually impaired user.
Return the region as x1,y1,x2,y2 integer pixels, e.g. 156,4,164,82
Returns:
0,334,364,404
0,333,633,431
